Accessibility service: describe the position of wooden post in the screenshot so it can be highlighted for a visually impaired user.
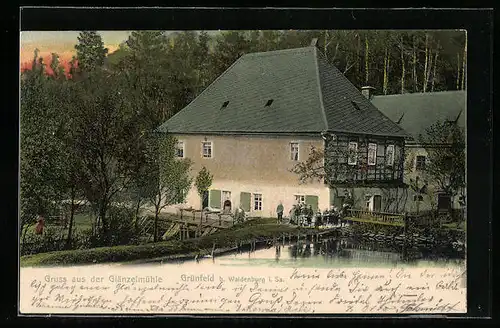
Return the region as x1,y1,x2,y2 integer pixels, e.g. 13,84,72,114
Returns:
211,242,216,260
197,211,202,238
219,214,222,227
403,212,408,236
402,212,409,260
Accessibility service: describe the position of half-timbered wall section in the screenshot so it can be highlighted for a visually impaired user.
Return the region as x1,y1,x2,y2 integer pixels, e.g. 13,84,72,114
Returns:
324,134,405,187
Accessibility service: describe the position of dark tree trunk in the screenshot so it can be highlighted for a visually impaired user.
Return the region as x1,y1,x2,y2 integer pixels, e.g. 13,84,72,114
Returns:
66,186,76,249
134,199,142,234
154,210,159,242
99,202,109,245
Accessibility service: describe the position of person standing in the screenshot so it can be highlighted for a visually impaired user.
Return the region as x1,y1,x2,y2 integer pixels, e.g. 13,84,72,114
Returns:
276,202,284,224
306,205,313,226
289,205,297,225
35,215,45,235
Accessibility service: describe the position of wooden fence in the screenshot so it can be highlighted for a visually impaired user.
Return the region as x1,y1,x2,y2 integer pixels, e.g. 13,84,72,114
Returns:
346,209,405,226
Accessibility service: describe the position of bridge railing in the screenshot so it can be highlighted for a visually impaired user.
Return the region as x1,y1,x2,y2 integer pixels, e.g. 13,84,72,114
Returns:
346,209,405,225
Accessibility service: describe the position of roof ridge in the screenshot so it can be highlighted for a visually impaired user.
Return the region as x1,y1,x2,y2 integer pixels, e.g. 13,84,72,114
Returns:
315,48,408,137
242,46,314,58
373,90,466,98
312,47,329,131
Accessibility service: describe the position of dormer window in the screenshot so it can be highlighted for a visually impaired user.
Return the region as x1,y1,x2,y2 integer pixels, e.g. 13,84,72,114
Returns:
351,101,361,111
265,99,274,107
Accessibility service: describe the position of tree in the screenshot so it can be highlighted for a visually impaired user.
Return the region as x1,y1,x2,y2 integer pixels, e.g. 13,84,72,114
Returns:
290,135,360,203
49,53,65,79
20,51,68,242
195,166,213,210
53,79,87,248
418,119,465,217
210,31,251,77
74,31,108,72
67,69,143,244
142,135,192,242
117,31,170,126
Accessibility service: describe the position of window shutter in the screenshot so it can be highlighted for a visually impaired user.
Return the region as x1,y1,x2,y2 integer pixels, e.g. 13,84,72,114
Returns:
209,190,221,209
240,192,251,212
305,195,319,212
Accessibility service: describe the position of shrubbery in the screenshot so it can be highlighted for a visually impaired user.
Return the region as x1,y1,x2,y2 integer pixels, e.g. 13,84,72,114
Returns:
20,206,145,256
20,218,301,267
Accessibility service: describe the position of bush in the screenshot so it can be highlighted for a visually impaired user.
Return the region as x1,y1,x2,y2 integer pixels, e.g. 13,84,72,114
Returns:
108,206,138,246
20,225,67,256
21,218,302,266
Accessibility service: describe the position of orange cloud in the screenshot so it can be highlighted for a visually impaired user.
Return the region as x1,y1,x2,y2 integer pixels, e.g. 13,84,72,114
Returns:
20,43,119,78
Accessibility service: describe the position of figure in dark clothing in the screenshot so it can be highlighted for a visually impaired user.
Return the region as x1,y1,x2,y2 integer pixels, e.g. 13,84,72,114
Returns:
306,205,313,226
276,202,284,224
35,215,45,235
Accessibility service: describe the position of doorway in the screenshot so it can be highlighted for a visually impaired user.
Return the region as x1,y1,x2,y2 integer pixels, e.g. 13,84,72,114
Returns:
372,195,382,212
223,200,232,212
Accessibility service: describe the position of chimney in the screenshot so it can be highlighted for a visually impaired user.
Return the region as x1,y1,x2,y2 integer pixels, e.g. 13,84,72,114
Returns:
310,38,318,47
361,86,375,100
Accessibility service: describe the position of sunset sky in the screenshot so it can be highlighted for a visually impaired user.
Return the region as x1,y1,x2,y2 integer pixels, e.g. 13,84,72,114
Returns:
20,31,133,74
20,30,224,75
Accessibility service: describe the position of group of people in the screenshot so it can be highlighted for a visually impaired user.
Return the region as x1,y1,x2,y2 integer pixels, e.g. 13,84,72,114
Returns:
276,202,352,228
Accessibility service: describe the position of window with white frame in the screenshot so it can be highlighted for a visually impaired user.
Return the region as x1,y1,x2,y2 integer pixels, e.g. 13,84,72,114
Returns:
295,195,305,204
253,193,262,211
367,143,377,166
348,142,358,165
222,191,231,201
175,141,185,158
202,141,213,158
415,155,426,170
386,144,395,166
290,142,299,161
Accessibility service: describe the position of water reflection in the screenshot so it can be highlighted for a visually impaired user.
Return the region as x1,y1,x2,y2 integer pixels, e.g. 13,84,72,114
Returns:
135,236,464,268
213,236,463,268
286,238,401,264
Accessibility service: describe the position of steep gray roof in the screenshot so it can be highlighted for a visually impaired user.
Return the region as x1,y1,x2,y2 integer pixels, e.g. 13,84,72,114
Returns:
157,46,408,138
371,91,466,140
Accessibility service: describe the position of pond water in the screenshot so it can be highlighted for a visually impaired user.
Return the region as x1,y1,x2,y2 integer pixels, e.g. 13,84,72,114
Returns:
131,237,465,269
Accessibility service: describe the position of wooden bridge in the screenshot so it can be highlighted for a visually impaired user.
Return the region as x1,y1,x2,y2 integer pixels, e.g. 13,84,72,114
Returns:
157,209,237,241
344,209,406,227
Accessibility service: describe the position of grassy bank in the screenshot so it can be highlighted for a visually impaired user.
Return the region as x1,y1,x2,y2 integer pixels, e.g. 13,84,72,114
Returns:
20,218,310,267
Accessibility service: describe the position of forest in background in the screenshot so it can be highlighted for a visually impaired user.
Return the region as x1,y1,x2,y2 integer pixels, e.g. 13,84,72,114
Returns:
20,30,467,250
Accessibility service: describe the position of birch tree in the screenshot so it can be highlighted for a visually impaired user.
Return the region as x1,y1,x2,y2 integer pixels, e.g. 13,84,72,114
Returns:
383,46,390,95
423,33,429,92
400,35,406,94
365,36,370,84
461,36,467,90
412,34,418,92
431,43,440,92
